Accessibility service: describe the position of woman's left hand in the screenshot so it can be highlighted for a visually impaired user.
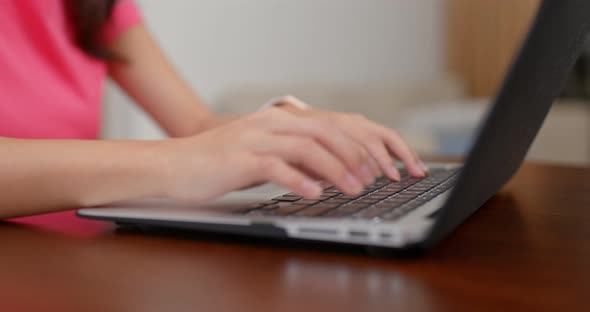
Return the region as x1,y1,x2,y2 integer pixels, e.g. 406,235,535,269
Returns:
277,103,428,181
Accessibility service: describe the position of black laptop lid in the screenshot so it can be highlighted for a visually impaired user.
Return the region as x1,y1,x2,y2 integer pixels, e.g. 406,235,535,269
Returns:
425,0,590,247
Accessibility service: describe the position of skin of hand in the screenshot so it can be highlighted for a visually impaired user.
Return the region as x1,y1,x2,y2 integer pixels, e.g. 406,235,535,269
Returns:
0,20,429,218
0,106,426,218
104,24,420,175
160,106,429,203
199,104,428,182
276,104,428,180
106,23,426,183
158,107,380,202
1,7,430,220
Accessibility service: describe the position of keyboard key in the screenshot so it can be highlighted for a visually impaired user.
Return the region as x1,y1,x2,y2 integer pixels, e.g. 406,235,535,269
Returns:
390,194,416,201
266,203,309,216
240,167,460,221
333,194,357,200
356,206,392,219
318,194,336,200
232,203,265,214
377,185,403,195
273,195,303,202
377,199,406,208
353,198,381,204
296,199,322,205
367,193,392,200
294,203,341,217
401,190,424,196
258,204,280,211
323,204,368,217
326,198,352,204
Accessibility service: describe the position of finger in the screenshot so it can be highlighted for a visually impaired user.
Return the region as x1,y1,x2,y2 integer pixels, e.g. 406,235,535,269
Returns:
329,114,406,181
368,156,382,177
263,111,373,183
291,121,375,184
409,146,429,174
260,156,322,198
261,135,365,196
363,137,402,181
370,123,425,178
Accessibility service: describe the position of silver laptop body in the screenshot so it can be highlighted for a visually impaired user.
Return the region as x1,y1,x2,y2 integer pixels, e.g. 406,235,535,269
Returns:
78,0,590,251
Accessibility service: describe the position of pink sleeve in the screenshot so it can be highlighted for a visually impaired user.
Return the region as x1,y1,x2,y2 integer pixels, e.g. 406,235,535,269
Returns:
102,0,143,43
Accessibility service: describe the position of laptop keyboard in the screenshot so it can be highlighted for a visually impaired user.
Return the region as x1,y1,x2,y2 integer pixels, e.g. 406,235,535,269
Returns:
233,167,460,221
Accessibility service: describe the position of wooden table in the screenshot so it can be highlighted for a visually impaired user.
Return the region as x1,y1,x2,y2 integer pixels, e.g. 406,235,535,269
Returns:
1,163,589,312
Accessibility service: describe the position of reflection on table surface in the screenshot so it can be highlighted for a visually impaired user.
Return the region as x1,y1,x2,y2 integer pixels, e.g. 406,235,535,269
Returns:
0,163,588,312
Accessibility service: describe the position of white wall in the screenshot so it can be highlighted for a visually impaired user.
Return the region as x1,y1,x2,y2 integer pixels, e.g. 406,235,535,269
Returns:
102,0,447,139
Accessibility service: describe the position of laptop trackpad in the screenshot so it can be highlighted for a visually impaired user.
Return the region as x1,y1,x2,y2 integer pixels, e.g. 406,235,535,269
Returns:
85,183,289,215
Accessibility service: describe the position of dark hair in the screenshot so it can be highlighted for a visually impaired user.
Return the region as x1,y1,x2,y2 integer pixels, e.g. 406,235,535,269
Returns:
65,0,118,60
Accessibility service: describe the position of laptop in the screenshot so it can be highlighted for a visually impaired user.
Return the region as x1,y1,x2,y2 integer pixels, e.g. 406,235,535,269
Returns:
78,0,590,252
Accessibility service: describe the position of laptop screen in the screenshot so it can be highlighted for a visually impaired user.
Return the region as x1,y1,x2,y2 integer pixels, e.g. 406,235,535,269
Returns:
426,0,590,246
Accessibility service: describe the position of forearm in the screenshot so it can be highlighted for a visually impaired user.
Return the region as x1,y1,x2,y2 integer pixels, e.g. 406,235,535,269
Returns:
0,138,169,219
108,24,216,137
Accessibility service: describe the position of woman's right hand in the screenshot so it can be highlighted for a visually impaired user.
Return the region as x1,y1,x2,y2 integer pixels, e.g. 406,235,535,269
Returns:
0,107,424,218
158,107,378,202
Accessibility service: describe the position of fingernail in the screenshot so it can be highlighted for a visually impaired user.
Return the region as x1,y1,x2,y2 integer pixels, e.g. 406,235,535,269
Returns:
411,163,426,178
346,174,364,193
387,166,401,181
301,179,322,198
357,164,375,185
416,169,426,178
420,161,429,174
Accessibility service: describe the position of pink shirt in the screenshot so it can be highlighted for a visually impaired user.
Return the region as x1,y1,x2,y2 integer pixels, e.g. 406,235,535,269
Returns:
1,0,142,234
0,0,141,139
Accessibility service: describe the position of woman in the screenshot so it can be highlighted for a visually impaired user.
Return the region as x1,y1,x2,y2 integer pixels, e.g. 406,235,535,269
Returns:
0,0,427,223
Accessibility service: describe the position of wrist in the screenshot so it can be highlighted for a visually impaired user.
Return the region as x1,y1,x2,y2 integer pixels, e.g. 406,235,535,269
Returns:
71,140,174,207
196,113,221,133
196,113,242,133
147,139,187,199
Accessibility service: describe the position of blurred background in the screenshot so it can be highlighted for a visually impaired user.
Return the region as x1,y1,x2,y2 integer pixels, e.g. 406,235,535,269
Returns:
102,0,590,166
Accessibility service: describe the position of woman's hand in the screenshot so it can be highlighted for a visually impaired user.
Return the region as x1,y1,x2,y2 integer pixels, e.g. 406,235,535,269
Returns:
276,103,428,180
0,105,425,218
159,107,425,202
